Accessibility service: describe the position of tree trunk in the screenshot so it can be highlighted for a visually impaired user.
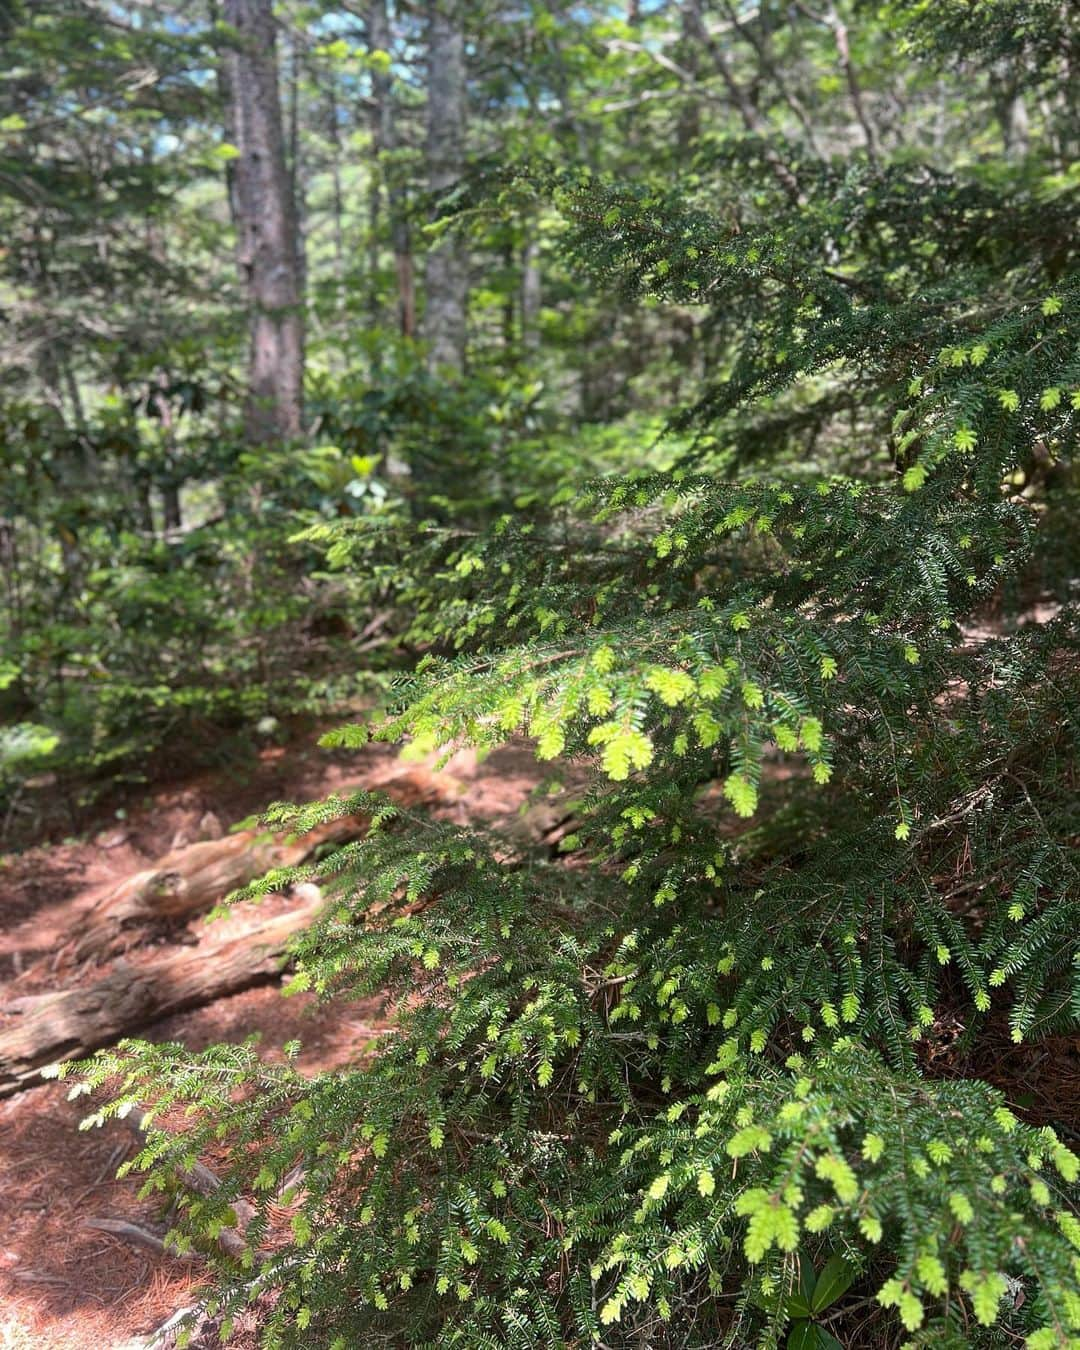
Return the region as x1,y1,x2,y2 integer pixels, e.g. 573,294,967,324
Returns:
286,25,309,318
134,477,155,534
162,482,182,533
521,230,540,353
997,82,1030,159
423,0,467,374
370,0,416,339
222,0,304,443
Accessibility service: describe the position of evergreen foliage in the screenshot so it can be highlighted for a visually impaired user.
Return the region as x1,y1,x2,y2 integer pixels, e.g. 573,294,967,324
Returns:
0,0,1064,1344
69,5,1080,1345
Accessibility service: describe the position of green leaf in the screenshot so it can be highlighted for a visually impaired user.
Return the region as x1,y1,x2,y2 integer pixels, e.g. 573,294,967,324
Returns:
786,1324,821,1350
960,1270,1008,1326
784,1253,816,1318
607,728,653,779
810,1254,855,1314
723,773,758,818
648,1173,670,1200
646,666,695,706
902,462,927,492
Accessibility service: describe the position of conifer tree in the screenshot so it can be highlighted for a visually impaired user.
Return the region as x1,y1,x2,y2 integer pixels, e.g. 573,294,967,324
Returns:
68,2,1080,1347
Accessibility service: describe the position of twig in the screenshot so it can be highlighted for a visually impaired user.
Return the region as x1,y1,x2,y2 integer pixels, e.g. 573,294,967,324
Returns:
83,1216,195,1260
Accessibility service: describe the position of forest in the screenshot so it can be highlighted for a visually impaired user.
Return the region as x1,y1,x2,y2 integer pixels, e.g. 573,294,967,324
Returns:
0,0,1078,1346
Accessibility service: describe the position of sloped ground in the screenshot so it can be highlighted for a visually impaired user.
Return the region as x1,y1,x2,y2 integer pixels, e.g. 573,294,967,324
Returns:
1,733,1075,1348
0,734,563,1349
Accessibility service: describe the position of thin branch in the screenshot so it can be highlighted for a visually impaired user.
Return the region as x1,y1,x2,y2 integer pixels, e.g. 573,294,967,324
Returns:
719,0,825,159
682,0,805,204
793,0,880,163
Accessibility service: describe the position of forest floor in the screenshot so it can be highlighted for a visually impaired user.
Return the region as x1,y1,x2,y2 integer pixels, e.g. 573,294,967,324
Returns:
0,733,562,1349
0,732,1077,1349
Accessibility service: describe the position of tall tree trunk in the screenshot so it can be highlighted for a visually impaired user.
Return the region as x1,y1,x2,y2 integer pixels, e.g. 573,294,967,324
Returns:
162,483,182,533
134,477,155,534
369,0,416,339
222,0,304,443
995,69,1030,160
423,0,467,374
521,229,540,354
327,76,346,300
286,25,308,309
151,387,182,534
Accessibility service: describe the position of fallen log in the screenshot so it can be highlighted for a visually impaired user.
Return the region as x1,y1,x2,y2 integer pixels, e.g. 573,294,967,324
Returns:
0,887,326,1096
68,817,360,963
67,766,448,963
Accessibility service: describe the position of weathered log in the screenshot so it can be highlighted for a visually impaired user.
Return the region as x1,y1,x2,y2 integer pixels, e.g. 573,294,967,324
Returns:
0,889,325,1096
67,767,447,962
0,768,450,1094
68,817,360,962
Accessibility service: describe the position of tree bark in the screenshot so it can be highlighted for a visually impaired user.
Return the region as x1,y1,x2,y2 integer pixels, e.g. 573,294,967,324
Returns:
423,0,468,374
68,817,364,962
326,72,346,300
0,893,326,1096
996,78,1030,160
521,229,540,353
161,482,182,533
370,0,416,339
222,0,304,443
67,767,444,961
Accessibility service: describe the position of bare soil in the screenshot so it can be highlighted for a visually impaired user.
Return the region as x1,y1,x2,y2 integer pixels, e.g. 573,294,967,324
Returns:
1,732,1074,1348
0,734,559,1349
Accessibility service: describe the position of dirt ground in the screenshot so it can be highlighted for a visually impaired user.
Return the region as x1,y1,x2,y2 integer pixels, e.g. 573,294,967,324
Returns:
1,732,1076,1348
0,735,561,1349
0,987,366,1350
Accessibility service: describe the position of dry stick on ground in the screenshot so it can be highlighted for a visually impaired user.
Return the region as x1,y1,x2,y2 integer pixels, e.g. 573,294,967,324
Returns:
82,1215,198,1261
128,1107,258,1243
0,888,328,1095
95,1110,302,1350
111,1116,301,1256
86,1110,257,1262
82,1112,288,1350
